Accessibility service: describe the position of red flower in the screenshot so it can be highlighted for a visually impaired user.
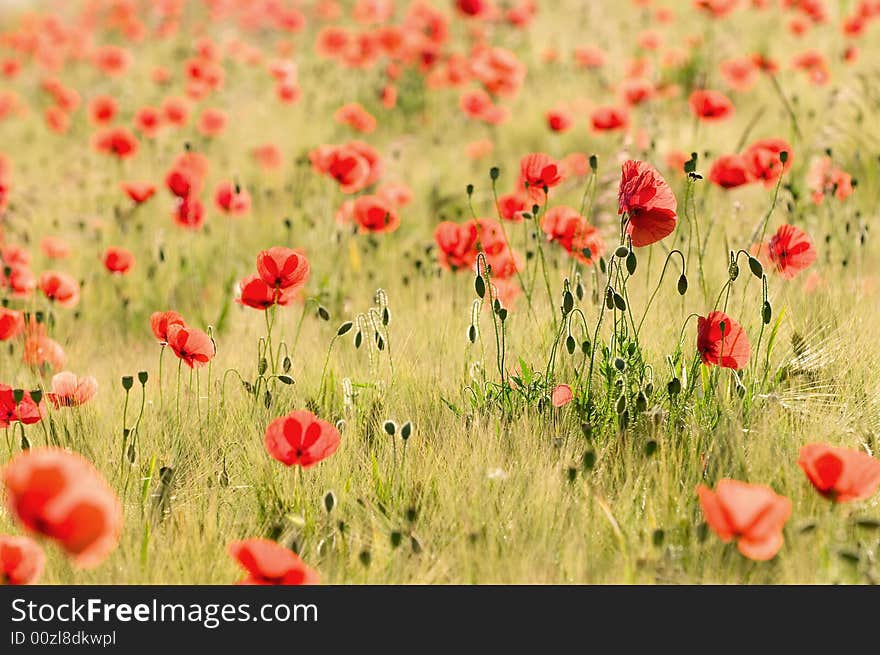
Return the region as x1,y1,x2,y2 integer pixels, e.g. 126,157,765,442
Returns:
352,195,399,233
519,153,562,196
0,535,45,584
133,106,163,138
264,409,341,469
197,108,227,137
237,275,299,310
93,45,132,76
590,105,630,131
166,324,215,369
743,138,792,187
708,154,751,189
551,384,573,407
497,192,527,222
165,151,210,198
256,247,310,291
545,108,573,133
689,89,734,121
334,102,377,133
150,311,186,344
697,479,791,561
697,311,750,369
228,538,318,585
798,443,880,503
39,271,80,308
617,160,678,247
92,127,139,159
3,448,122,569
435,221,479,271
214,181,251,215
88,95,118,125
0,307,24,341
102,247,134,274
540,206,605,264
23,334,66,372
0,384,44,428
47,372,98,408
121,181,156,204
173,195,205,230
759,224,816,279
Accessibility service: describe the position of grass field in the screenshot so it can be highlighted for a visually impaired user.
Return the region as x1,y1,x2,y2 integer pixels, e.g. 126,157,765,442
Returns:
2,0,880,585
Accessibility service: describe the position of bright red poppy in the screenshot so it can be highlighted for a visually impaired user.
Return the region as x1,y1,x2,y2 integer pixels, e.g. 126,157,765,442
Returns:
697,311,750,369
150,311,186,344
519,153,563,196
0,384,44,428
39,271,80,308
697,479,791,561
92,127,139,159
0,307,24,341
197,108,227,137
40,236,71,260
3,448,122,569
590,105,630,131
256,247,310,292
334,102,377,133
237,275,298,310
88,95,118,125
551,384,573,407
743,138,792,187
708,154,751,189
133,106,162,138
102,247,134,274
352,195,399,233
121,181,156,205
22,333,66,372
759,224,816,279
689,89,735,121
173,195,205,230
540,206,605,264
166,324,215,369
214,181,251,215
545,108,573,133
228,538,319,585
47,372,98,408
0,535,45,584
435,221,480,271
798,443,880,503
617,160,678,247
264,409,341,469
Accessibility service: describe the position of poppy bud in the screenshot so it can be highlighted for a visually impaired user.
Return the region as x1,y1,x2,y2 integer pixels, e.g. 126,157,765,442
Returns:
390,531,402,548
599,258,607,274
382,307,390,325
475,275,486,298
317,306,330,321
354,331,363,348
562,290,574,315
615,246,629,258
468,324,477,343
575,282,584,300
337,321,353,336
626,250,637,275
566,335,576,355
605,288,614,309
401,421,413,441
677,274,688,295
728,259,739,281
359,550,371,567
613,293,626,311
667,377,681,395
762,300,772,324
582,450,596,470
498,308,508,322
589,154,598,172
489,167,500,180
263,390,271,408
644,440,658,456
29,389,42,404
466,184,474,196
636,391,647,412
581,340,591,354
138,371,148,385
383,420,397,436
779,150,789,164
493,299,501,314
567,467,578,482
278,375,294,385
748,256,763,279
616,393,627,414
324,491,336,514
684,152,698,174
21,434,30,450
258,358,268,375
121,376,133,391
614,357,626,371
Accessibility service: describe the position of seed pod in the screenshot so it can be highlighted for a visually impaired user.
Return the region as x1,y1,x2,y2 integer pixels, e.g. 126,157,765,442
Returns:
468,324,477,343
277,375,294,385
121,376,133,391
474,275,486,298
283,356,292,372
566,335,576,355
748,256,763,278
466,184,474,196
29,389,42,404
562,290,574,315
779,150,789,164
498,308,508,322
605,288,615,309
762,300,772,324
401,421,413,440
383,420,397,436
354,330,363,348
614,357,626,371
490,167,500,180
615,246,629,258
337,321,354,336
317,306,330,321
581,340,591,354
589,154,598,172
324,491,336,513
626,250,637,275
677,274,688,295
613,293,626,311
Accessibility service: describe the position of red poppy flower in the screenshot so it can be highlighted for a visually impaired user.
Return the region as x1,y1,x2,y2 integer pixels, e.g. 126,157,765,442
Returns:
166,324,215,369
349,195,397,233
40,236,71,260
497,192,527,222
121,181,156,205
0,384,44,428
806,156,853,204
92,127,139,159
252,144,283,171
696,311,750,369
39,271,80,308
617,160,678,247
47,372,98,408
93,45,132,76
541,206,605,264
435,221,479,271
720,57,758,92
697,479,791,561
694,0,740,19
228,538,318,585
519,153,562,196
3,265,35,299
165,151,210,198
798,443,880,503
591,105,630,131
256,246,310,292
743,138,792,187
173,195,205,230
197,108,227,137
45,106,70,134
377,182,413,208
551,384,573,407
620,78,655,106
3,448,122,569
102,247,134,274
237,275,298,310
161,96,190,127
689,89,734,121
334,102,377,133
23,334,66,372
310,145,371,194
133,106,162,138
214,181,251,215
708,154,751,189
0,307,24,341
150,310,186,344
88,95,118,125
546,108,573,133
0,534,45,584
759,224,816,279
264,409,341,468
